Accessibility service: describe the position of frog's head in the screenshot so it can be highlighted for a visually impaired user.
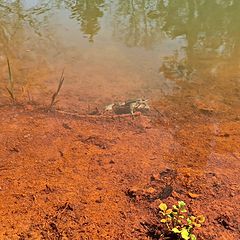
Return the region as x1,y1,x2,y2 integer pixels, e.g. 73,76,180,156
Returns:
135,99,150,111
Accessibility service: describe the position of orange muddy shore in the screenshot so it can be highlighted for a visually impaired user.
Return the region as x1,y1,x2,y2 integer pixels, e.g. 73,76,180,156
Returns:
0,105,239,240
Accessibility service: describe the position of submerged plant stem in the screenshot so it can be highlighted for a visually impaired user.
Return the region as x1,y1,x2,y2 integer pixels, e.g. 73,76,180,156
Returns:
6,57,16,102
49,69,65,110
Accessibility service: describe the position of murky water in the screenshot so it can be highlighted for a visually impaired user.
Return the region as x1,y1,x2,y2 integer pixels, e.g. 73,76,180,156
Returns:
0,0,239,115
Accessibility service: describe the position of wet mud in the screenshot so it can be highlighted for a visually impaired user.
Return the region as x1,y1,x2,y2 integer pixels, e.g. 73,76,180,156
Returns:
0,104,239,240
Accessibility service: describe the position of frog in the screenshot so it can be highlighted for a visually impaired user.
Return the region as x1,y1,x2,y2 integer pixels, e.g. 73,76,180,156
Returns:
105,98,150,115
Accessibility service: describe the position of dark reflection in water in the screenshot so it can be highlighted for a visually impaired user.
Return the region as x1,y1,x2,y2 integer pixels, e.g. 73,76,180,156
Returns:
1,1,240,53
158,0,240,60
0,1,52,55
0,0,239,108
113,0,240,54
112,0,163,48
1,1,240,60
64,0,105,42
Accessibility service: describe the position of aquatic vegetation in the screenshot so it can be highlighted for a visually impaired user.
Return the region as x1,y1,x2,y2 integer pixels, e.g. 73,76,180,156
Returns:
6,57,16,102
49,70,65,110
159,201,205,240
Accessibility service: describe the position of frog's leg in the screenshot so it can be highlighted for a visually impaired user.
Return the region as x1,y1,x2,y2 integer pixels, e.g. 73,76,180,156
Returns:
129,103,135,115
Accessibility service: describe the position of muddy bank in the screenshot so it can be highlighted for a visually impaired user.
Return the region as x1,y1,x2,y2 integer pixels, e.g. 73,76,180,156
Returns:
0,105,239,239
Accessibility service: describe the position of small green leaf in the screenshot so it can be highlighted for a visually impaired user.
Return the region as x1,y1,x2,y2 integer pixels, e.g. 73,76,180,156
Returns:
172,227,181,233
173,205,178,210
159,203,168,211
188,225,193,231
178,201,186,208
181,228,190,240
187,218,192,224
190,234,197,240
172,211,178,215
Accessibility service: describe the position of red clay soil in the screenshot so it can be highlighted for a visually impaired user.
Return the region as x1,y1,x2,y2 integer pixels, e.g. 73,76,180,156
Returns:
0,105,239,240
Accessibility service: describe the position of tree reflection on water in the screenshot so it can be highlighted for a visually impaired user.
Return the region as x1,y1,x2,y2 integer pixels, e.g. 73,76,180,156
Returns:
0,0,240,85
1,0,240,53
64,0,105,42
0,1,52,56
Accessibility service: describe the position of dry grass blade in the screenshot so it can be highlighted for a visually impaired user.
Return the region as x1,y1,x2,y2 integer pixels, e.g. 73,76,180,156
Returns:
49,69,65,110
6,57,16,102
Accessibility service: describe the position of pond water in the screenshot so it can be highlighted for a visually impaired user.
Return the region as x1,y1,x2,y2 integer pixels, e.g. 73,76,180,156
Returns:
0,0,239,115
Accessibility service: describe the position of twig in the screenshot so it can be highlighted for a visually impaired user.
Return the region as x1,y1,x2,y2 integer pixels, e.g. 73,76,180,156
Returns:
49,70,65,110
6,57,16,102
54,110,141,119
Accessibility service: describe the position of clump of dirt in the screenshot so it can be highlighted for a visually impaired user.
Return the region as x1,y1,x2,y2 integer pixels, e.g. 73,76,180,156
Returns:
0,105,239,239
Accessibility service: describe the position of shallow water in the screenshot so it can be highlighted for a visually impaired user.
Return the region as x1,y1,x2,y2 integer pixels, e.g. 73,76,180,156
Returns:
0,0,239,114
1,3,240,239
